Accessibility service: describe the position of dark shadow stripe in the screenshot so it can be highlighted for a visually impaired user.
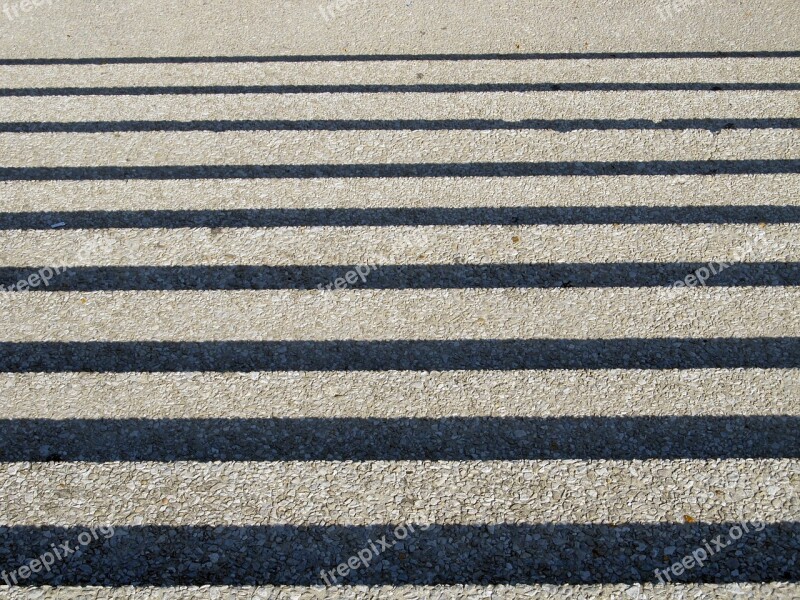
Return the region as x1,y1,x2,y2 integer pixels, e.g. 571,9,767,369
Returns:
1,523,797,584
2,416,797,462
2,83,798,96
1,51,799,64
3,207,800,229
2,263,798,290
0,339,796,372
4,118,799,133
1,161,797,180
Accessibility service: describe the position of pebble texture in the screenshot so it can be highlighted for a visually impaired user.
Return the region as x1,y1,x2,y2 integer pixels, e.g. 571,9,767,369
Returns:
1,58,798,87
1,4,800,596
2,585,800,599
2,289,799,341
1,461,797,525
2,175,798,212
1,92,798,123
0,0,796,58
1,370,798,419
2,130,798,166
1,225,798,266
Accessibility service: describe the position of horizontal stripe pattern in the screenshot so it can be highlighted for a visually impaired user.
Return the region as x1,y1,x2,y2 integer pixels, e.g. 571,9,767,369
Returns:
0,52,798,592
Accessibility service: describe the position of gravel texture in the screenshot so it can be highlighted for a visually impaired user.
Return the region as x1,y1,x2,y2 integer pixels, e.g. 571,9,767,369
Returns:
1,225,797,266
1,370,798,419
2,585,800,599
2,130,797,167
1,4,799,594
0,289,798,341
1,461,797,525
1,92,798,123
0,0,796,58
0,521,797,585
3,175,799,212
0,58,797,88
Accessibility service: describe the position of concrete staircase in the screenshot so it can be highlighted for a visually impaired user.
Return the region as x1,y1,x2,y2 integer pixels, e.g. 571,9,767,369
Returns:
0,52,798,598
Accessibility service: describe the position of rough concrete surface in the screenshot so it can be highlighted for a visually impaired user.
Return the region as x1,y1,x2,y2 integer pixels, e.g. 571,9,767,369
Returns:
0,1,798,598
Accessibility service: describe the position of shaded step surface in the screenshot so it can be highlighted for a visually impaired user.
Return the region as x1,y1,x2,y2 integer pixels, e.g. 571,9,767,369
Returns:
0,46,798,596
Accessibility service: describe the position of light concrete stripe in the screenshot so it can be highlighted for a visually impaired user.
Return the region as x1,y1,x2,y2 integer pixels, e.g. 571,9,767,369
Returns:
1,289,798,342
0,225,794,266
1,58,798,87
0,91,796,122
0,370,797,419
2,175,798,212
0,460,796,525
1,130,795,167
0,584,795,599
0,0,793,59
